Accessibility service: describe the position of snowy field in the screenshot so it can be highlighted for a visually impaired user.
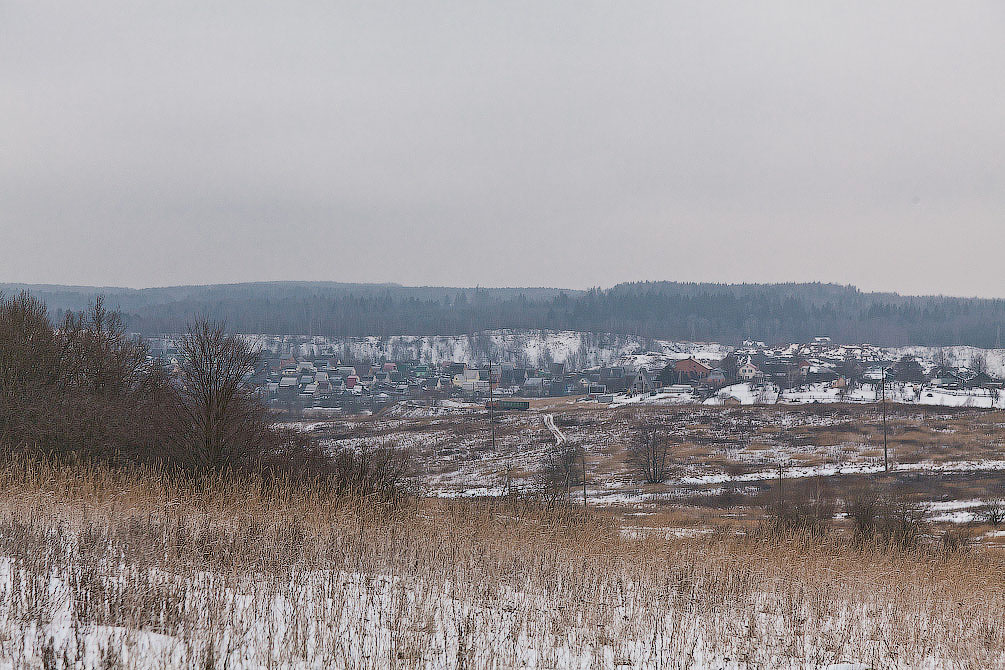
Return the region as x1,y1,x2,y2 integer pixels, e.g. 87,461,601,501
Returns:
299,402,1005,538
2,461,1004,670
0,555,893,670
4,399,1005,668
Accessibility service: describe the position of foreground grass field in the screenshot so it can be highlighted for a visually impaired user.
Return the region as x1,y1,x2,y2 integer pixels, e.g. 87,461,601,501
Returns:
1,459,1004,669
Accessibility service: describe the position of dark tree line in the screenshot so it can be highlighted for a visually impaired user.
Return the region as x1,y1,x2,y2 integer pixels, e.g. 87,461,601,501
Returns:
0,292,274,471
11,280,1005,347
0,291,413,499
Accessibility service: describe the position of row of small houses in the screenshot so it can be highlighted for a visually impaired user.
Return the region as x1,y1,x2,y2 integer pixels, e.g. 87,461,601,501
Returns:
701,354,1003,391
221,350,1003,412
241,357,623,408
250,358,440,409
238,355,715,408
629,355,1005,397
240,356,739,409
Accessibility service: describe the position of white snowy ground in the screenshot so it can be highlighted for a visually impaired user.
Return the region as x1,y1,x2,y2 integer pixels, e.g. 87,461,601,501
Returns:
610,388,699,407
0,550,960,670
602,381,1005,409
583,458,1005,510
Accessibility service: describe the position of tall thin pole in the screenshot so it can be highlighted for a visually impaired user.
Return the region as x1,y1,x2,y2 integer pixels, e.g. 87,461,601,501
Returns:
778,462,784,506
882,366,888,472
488,359,496,452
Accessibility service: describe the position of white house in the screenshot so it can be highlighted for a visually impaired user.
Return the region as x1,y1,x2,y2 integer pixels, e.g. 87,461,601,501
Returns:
738,357,761,381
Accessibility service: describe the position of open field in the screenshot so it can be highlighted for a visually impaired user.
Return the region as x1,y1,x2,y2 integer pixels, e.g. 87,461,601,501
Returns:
2,458,1005,669
4,404,1005,668
312,403,1005,540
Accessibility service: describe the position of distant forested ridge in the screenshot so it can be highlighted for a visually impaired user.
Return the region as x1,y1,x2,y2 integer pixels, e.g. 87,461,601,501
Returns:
5,281,1005,347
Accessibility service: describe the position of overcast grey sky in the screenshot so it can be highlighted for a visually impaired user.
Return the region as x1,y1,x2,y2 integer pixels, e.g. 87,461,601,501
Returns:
2,2,1003,295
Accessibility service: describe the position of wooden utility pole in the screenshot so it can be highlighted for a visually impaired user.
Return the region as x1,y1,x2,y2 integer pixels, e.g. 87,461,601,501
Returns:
778,462,784,506
488,359,496,452
882,366,889,472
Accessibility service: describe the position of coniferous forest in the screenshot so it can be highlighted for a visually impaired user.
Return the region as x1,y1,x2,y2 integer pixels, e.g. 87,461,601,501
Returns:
5,281,1005,347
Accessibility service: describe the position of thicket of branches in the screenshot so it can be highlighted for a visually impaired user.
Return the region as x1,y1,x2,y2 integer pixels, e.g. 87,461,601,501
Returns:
766,478,837,538
0,291,410,499
0,292,175,464
766,478,931,550
628,425,676,484
538,443,586,507
844,486,928,549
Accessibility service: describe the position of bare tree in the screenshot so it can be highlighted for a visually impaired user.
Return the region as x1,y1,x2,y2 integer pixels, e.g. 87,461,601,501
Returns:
628,427,673,484
1,294,296,475
979,498,1005,528
0,291,62,449
57,297,173,461
1,292,171,462
174,320,267,472
538,443,585,505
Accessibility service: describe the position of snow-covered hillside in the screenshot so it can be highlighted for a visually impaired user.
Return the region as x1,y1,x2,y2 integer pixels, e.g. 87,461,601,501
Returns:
238,330,731,370
158,329,1005,379
886,345,1005,378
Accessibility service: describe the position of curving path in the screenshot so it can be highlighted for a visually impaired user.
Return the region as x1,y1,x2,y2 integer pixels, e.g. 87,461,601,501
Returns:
542,413,566,446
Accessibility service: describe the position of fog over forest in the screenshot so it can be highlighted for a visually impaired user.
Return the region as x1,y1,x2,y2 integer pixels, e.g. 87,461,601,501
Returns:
6,280,1005,347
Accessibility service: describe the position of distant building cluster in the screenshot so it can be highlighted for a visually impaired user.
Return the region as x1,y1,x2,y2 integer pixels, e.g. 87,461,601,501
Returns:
144,334,1005,415
727,338,1003,392
148,340,648,415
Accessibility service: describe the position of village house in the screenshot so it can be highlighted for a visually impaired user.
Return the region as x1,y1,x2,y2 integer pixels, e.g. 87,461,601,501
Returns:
335,366,357,379
675,357,712,382
630,368,655,394
598,366,630,392
705,368,728,386
523,377,547,396
737,357,761,381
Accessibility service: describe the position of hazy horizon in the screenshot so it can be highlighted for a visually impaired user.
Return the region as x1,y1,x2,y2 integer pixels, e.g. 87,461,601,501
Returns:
5,278,1005,303
3,2,1003,296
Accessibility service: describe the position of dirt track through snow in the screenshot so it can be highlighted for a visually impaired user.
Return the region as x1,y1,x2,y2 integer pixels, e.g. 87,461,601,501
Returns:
543,413,566,446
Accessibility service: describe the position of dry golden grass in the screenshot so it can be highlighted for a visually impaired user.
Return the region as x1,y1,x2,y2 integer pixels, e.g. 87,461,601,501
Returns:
788,452,826,465
745,442,775,451
1,458,1004,669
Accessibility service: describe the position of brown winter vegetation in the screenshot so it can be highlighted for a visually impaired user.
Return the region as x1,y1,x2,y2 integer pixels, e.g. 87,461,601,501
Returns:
6,291,1005,666
1,457,1005,668
0,291,398,485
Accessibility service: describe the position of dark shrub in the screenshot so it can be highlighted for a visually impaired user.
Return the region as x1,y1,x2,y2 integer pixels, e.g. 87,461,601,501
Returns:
765,477,836,537
846,485,927,550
